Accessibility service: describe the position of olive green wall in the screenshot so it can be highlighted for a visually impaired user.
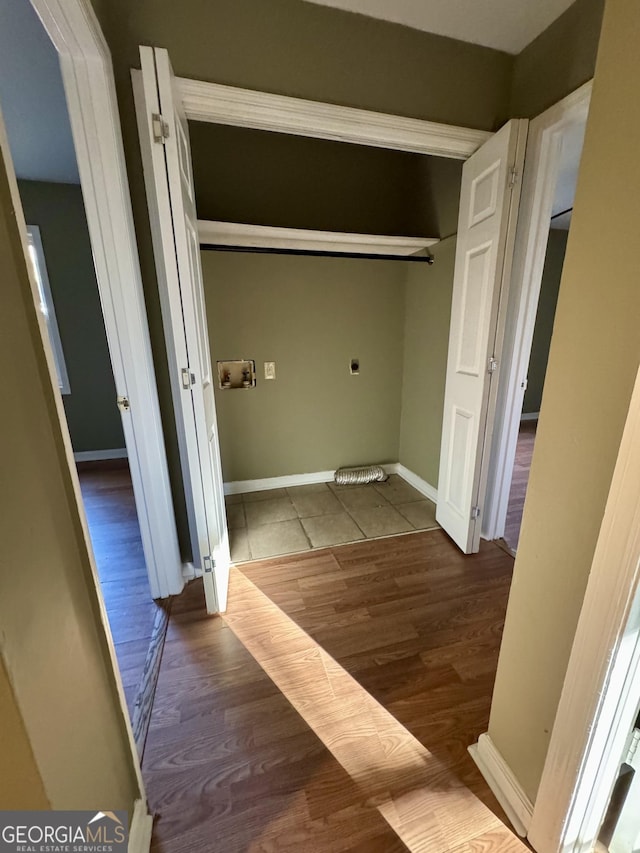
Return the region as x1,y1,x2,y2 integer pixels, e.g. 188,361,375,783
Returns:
0,150,140,810
489,0,640,802
191,123,463,239
18,180,125,453
101,0,512,131
202,251,407,481
522,229,567,414
510,0,604,117
398,237,456,486
0,655,49,809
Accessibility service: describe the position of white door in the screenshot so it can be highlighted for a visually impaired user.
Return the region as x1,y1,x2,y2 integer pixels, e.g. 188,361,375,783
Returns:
436,119,528,553
133,46,230,613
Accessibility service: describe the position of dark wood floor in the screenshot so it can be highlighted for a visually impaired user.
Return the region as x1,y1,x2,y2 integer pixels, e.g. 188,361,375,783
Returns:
144,529,518,851
145,582,411,852
504,420,537,551
241,530,514,812
78,462,162,719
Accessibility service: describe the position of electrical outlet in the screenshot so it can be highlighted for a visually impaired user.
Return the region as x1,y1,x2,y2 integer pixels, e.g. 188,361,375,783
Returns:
350,358,360,375
264,361,276,380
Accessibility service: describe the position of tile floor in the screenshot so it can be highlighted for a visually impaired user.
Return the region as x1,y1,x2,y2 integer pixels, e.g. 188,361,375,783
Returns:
226,474,439,562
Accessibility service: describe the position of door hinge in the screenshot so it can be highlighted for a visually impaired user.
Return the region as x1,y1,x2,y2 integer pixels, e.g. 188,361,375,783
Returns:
521,378,528,391
116,395,130,412
509,166,519,188
471,506,481,520
488,356,498,374
152,112,170,144
203,555,215,574
181,367,196,389
625,728,640,765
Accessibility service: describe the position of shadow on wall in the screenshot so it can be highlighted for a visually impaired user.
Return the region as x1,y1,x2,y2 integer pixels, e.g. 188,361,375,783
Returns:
522,229,568,414
189,122,463,240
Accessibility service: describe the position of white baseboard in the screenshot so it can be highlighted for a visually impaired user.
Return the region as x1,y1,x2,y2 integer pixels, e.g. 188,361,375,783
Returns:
224,469,336,495
128,799,153,852
520,411,539,422
468,733,533,838
74,447,128,462
392,463,438,503
224,464,436,498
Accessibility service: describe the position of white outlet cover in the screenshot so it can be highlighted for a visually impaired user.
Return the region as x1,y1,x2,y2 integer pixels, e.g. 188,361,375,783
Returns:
264,361,276,380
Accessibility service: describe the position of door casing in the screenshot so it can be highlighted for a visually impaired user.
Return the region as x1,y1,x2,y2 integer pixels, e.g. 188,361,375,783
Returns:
482,81,592,542
29,0,184,601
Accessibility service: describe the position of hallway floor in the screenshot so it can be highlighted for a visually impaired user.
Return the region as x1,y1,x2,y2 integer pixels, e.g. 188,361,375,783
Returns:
143,529,524,852
77,462,165,726
226,475,439,562
504,420,537,551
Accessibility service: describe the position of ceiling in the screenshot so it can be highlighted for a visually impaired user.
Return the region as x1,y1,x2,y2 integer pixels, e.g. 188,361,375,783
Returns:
303,0,576,54
0,0,79,183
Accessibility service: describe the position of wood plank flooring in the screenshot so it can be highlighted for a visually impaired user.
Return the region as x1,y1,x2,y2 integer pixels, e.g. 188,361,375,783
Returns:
144,529,521,851
504,421,537,551
77,462,166,732
144,581,410,852
241,530,515,815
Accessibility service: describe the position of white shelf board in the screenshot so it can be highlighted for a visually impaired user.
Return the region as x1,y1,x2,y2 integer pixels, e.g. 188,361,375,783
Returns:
198,220,439,257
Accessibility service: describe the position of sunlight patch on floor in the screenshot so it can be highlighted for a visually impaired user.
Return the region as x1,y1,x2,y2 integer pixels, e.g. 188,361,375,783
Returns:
223,568,527,853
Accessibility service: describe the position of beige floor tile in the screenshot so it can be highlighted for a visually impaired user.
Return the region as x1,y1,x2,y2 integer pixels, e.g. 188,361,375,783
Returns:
395,500,438,531
226,502,246,530
373,475,424,505
225,493,243,505
243,488,288,502
331,485,388,510
348,505,414,538
245,497,298,527
301,512,365,547
229,529,251,563
247,519,311,559
286,482,332,496
290,489,343,518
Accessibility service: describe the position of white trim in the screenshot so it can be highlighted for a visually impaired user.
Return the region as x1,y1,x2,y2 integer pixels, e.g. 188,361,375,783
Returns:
469,734,534,838
520,411,539,422
177,77,491,160
30,0,183,600
482,81,592,542
393,463,438,503
224,463,437,500
74,447,128,462
528,365,640,853
224,469,341,495
198,220,439,256
128,799,153,853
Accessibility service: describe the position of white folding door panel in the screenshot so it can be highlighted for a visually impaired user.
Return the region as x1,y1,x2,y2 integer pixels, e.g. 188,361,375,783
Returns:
133,46,229,613
436,120,527,553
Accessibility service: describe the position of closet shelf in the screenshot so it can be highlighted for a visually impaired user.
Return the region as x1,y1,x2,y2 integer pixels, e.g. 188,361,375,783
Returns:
198,220,438,258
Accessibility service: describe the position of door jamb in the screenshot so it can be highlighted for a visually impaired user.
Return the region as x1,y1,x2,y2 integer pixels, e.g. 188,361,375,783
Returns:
528,363,640,853
482,81,592,541
29,0,184,599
